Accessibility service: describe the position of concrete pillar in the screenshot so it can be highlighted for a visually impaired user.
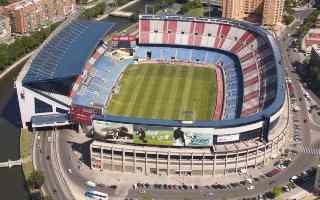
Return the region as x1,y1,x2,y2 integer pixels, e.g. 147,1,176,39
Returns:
224,153,228,176
213,153,216,177
263,145,267,165
111,147,114,171
254,147,258,168
100,147,104,170
167,152,170,176
145,151,147,176
246,149,249,170
90,145,93,169
235,152,239,174
271,142,274,158
202,153,205,176
191,153,193,173
156,152,159,175
179,153,181,176
122,148,125,172
133,150,136,173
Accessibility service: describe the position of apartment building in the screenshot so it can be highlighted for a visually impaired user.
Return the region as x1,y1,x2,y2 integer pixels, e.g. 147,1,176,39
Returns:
0,15,11,43
222,0,284,26
2,0,75,34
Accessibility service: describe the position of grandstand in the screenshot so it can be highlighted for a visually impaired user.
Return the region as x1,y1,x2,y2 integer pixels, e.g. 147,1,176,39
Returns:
16,18,115,128
138,15,281,118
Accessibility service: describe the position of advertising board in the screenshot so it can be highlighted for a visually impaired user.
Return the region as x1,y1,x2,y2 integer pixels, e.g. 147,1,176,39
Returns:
216,134,239,143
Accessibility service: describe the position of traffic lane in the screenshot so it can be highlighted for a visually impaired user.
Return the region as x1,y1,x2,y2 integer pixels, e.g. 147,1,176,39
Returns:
41,131,66,200
39,131,68,200
36,131,61,200
35,133,52,197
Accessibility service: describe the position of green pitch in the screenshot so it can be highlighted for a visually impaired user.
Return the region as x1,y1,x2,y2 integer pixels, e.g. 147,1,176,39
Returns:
106,63,216,121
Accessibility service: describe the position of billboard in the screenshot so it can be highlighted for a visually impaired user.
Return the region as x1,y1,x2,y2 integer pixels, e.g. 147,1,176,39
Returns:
93,120,134,137
92,120,244,146
216,134,239,143
70,105,101,125
182,128,213,146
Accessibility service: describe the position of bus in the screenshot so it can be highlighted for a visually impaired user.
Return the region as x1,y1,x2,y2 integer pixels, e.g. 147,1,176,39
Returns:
84,190,108,200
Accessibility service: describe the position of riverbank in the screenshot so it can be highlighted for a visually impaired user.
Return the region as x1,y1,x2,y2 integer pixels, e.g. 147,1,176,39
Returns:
0,51,33,80
20,129,34,185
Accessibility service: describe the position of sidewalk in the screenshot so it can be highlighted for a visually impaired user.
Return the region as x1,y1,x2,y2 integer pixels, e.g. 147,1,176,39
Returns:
281,185,318,200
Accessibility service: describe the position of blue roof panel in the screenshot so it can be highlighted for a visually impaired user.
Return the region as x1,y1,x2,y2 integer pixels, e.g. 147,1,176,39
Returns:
23,20,114,84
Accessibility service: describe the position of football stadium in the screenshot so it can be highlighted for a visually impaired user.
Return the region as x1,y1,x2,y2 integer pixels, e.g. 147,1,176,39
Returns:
16,15,289,176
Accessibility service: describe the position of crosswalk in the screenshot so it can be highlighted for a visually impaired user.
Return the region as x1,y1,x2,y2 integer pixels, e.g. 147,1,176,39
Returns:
296,144,320,156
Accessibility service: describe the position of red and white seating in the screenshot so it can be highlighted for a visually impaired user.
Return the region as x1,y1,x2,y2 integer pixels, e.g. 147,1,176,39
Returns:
138,16,278,118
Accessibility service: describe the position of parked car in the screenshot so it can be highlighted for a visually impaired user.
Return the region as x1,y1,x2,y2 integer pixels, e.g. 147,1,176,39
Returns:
246,185,255,190
265,168,281,177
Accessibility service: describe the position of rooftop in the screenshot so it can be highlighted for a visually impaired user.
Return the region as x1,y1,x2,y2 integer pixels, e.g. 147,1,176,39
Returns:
22,20,114,85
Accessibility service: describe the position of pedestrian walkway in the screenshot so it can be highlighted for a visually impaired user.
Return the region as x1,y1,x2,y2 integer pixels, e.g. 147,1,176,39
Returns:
281,185,318,200
297,144,320,156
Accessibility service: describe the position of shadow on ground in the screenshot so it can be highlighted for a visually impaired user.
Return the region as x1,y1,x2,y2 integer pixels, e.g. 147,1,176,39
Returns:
67,139,93,167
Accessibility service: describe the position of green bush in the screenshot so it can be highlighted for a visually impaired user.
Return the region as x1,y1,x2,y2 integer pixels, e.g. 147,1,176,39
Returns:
271,186,283,198
80,2,106,20
283,15,295,25
0,0,8,6
27,170,45,189
181,0,202,14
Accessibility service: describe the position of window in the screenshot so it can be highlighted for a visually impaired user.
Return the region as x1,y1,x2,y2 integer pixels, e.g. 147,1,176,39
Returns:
56,107,68,113
194,32,198,35
208,33,212,37
168,30,172,33
181,31,185,34
92,148,100,153
154,30,158,33
34,98,53,113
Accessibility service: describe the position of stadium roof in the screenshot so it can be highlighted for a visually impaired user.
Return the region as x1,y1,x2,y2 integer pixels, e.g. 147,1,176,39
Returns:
23,20,114,84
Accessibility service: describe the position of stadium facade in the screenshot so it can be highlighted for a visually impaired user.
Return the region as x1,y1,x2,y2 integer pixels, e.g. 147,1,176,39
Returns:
16,15,288,176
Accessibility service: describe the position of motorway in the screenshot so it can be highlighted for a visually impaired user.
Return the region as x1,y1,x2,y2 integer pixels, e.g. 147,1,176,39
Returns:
34,7,320,200
34,131,74,200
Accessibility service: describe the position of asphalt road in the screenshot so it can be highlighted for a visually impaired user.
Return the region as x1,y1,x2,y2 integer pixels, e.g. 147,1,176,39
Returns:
35,130,74,200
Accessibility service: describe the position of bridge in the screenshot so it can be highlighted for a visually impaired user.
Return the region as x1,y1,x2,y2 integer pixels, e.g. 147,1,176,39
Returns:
0,159,23,168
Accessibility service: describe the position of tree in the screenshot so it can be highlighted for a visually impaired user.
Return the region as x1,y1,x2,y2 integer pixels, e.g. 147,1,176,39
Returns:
28,170,45,189
0,0,8,6
181,0,202,14
80,2,106,19
271,186,283,198
283,15,295,25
